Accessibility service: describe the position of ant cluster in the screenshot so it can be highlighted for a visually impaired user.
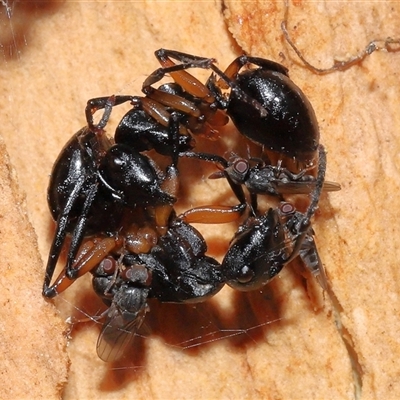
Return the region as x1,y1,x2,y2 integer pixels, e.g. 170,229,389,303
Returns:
42,49,340,362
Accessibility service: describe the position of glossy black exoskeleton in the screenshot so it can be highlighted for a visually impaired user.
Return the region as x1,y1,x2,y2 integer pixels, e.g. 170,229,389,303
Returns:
141,216,222,303
84,213,223,362
221,145,328,290
145,49,321,164
221,207,288,290
43,48,339,363
43,96,179,298
115,108,193,156
210,55,319,163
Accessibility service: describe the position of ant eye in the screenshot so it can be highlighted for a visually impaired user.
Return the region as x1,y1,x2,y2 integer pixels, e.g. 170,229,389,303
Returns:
237,265,254,284
233,159,249,175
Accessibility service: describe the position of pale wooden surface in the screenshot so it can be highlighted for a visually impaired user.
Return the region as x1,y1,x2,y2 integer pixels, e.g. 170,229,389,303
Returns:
1,1,399,399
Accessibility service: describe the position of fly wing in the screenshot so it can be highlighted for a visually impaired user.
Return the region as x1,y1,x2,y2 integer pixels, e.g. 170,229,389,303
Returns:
275,179,341,194
96,303,148,362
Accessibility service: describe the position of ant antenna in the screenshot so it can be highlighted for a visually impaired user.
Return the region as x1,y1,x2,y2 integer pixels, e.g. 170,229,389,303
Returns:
86,95,116,132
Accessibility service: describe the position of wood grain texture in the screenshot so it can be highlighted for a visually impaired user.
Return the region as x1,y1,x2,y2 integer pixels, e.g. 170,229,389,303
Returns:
1,1,399,398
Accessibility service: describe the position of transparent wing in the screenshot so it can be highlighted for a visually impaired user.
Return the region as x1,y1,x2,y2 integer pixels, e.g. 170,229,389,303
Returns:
275,179,341,194
96,304,147,362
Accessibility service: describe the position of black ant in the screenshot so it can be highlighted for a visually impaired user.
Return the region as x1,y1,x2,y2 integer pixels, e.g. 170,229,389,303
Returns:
58,144,328,361
179,145,336,290
144,49,321,165
58,209,224,362
42,87,237,360
210,145,329,291
44,58,240,295
55,144,327,362
43,95,182,298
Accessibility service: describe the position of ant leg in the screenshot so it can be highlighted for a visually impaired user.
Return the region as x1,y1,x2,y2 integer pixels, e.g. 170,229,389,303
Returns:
177,150,247,224
45,237,119,297
155,48,216,65
145,48,216,99
50,220,158,297
166,112,180,168
131,96,184,131
63,177,110,282
153,48,285,89
281,0,400,74
181,151,247,205
143,61,216,100
154,112,182,231
85,95,135,130
249,192,258,217
42,173,94,298
181,203,246,224
222,55,288,80
206,58,269,118
143,51,229,136
144,86,203,118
